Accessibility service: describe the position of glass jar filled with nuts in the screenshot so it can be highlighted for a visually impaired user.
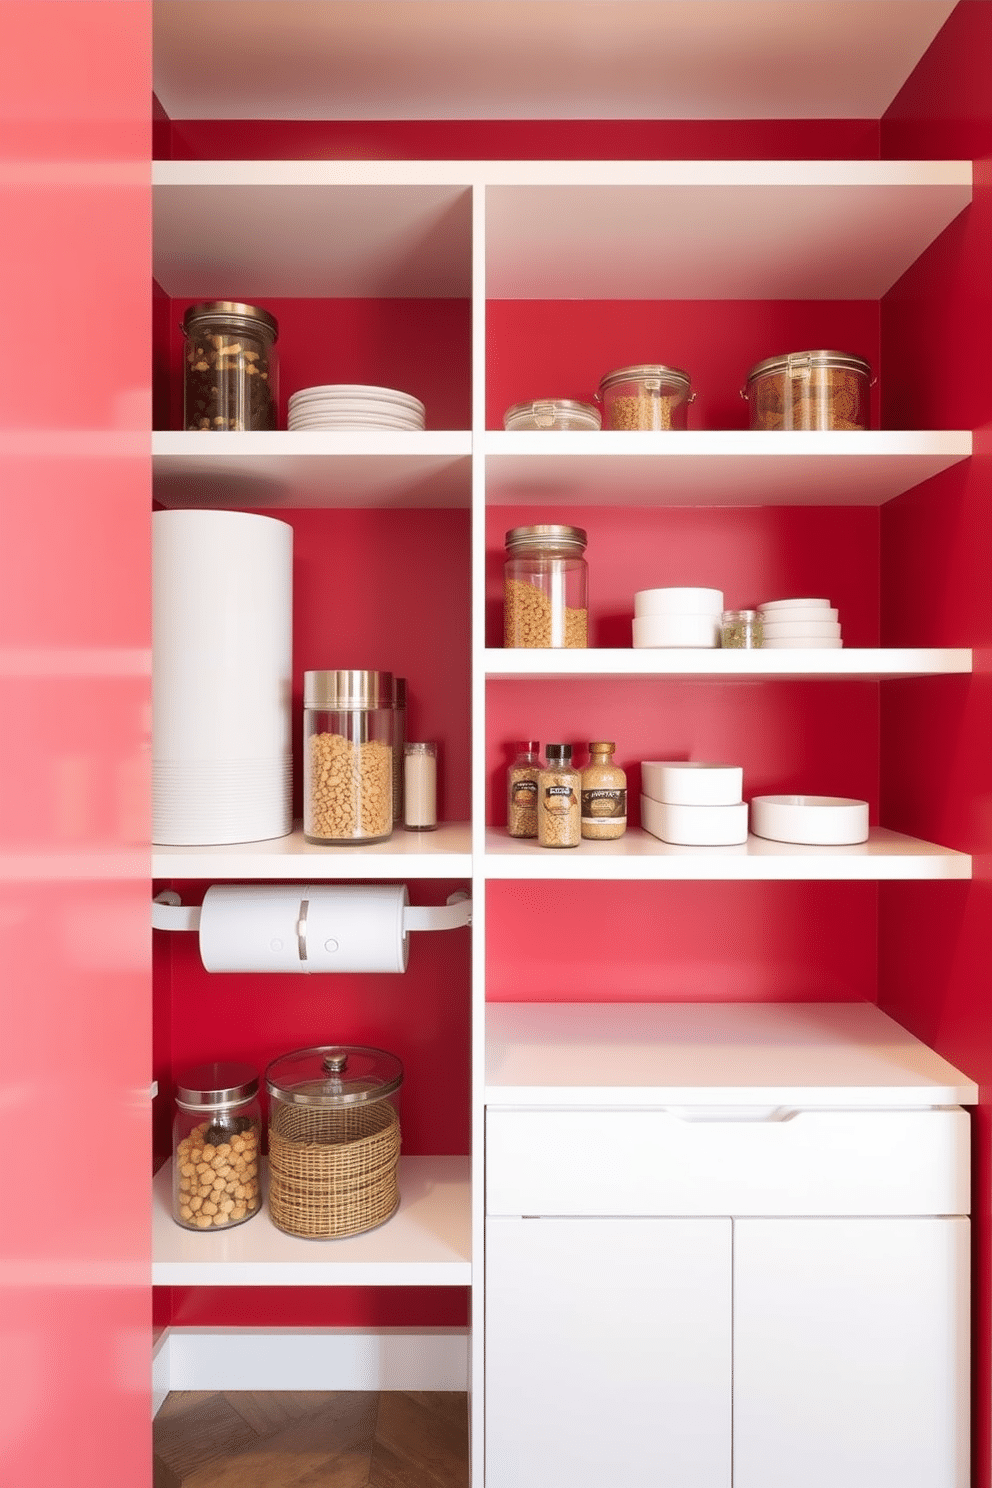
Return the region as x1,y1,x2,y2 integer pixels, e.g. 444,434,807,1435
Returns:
504,525,588,648
182,300,278,431
172,1062,262,1231
303,669,394,844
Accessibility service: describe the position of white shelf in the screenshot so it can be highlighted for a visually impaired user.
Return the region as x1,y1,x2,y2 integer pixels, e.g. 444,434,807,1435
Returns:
483,430,972,506
152,159,971,301
153,431,472,509
484,1001,979,1108
483,827,971,881
152,822,472,880
486,648,972,681
152,1155,471,1286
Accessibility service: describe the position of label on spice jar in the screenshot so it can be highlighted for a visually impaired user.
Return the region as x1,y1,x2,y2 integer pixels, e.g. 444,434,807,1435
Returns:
511,779,538,805
544,783,577,812
581,788,627,824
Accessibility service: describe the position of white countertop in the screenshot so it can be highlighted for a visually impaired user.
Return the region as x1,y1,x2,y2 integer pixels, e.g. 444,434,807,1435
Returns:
485,1001,978,1109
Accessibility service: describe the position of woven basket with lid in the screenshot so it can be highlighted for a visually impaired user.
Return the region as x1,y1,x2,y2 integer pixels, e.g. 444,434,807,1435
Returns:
265,1044,403,1239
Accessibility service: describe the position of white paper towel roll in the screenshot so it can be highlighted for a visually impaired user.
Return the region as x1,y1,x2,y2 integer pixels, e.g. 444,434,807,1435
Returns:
152,509,293,844
198,884,411,973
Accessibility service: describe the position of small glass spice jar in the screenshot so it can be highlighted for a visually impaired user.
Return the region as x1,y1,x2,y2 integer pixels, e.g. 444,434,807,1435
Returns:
742,350,872,431
404,741,438,831
303,669,394,845
597,364,694,431
507,740,544,838
537,743,581,848
504,525,588,649
580,741,627,839
720,609,764,649
172,1062,261,1231
503,399,602,431
182,300,279,431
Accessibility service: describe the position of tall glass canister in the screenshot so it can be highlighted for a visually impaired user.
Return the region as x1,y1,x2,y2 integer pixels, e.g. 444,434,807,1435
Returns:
182,300,278,431
172,1062,261,1230
303,669,394,844
504,525,588,648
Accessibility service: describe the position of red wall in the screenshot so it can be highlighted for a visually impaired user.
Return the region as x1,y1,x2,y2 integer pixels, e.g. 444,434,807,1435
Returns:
880,3,992,1481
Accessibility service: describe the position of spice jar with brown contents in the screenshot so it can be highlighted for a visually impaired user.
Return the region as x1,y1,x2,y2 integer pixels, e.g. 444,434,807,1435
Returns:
742,350,872,431
182,301,279,431
172,1063,262,1231
537,743,581,848
580,741,627,840
303,669,394,844
507,740,544,838
504,525,588,648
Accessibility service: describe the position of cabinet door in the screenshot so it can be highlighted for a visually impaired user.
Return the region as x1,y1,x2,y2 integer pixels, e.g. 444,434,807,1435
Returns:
734,1218,970,1488
485,1216,732,1488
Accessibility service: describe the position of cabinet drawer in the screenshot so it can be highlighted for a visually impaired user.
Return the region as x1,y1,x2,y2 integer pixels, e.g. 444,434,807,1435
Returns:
486,1107,970,1217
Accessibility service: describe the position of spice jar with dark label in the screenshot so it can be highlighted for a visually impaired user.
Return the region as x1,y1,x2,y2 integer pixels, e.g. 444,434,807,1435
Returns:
537,743,581,848
507,740,544,838
504,525,588,648
580,741,627,839
182,300,279,431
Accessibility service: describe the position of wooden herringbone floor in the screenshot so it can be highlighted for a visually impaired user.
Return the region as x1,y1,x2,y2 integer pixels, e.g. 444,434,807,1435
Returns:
153,1390,469,1488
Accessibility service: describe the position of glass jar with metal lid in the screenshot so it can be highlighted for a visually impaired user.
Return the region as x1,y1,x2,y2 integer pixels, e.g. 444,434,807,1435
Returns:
597,364,694,430
172,1062,261,1231
265,1044,403,1239
303,669,394,845
742,350,872,431
182,300,278,432
504,524,588,648
503,399,602,431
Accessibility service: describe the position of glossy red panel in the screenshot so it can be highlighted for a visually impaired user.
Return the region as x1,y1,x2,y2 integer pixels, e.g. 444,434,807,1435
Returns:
881,3,992,1478
168,1286,468,1329
0,2,152,1484
487,300,880,432
486,880,878,1004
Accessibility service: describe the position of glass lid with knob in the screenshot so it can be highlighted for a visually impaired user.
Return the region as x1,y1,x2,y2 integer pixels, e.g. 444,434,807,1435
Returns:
264,1044,403,1106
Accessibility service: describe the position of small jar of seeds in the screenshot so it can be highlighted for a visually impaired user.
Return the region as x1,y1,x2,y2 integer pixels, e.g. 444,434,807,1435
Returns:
720,609,764,648
303,669,394,845
507,740,544,838
597,364,694,431
537,743,581,848
580,741,627,839
182,301,278,432
172,1062,262,1231
504,525,588,648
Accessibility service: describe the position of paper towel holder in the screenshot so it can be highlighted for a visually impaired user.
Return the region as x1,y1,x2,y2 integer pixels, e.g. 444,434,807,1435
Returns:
152,885,471,974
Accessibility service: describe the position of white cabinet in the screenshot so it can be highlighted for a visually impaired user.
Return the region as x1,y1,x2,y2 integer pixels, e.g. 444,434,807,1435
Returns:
485,1215,732,1488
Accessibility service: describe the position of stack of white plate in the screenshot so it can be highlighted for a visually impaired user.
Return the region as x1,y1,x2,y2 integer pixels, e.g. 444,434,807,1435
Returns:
288,384,425,431
632,587,723,648
759,597,843,649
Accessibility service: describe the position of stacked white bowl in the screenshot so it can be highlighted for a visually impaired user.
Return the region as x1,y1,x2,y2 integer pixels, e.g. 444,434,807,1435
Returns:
632,588,723,648
640,761,748,845
288,383,425,431
758,597,843,649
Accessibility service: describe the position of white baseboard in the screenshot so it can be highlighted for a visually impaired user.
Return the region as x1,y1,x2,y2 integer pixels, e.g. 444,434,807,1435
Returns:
153,1326,469,1413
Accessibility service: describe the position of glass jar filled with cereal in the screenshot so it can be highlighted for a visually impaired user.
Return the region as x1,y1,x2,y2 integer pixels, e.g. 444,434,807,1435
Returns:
504,525,588,648
303,669,394,844
172,1062,261,1231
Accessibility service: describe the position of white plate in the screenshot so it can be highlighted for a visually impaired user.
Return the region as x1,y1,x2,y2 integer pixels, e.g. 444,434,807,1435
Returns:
761,620,842,638
759,597,832,612
757,606,838,624
287,417,425,431
762,637,844,649
289,383,424,410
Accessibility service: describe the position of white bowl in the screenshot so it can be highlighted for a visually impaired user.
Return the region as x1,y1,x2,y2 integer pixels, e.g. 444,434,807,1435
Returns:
762,637,844,649
761,620,842,639
759,597,833,612
749,794,869,845
641,761,743,807
632,613,720,648
634,587,724,617
641,795,749,845
757,606,838,625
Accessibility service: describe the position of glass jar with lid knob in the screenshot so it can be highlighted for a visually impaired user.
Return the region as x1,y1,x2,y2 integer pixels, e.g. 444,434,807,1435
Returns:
172,1062,262,1230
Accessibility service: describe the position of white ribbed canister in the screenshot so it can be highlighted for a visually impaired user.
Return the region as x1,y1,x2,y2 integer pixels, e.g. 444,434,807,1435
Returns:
152,509,293,845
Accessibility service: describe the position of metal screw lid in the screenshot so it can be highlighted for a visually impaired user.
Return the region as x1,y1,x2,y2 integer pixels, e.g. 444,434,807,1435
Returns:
505,524,587,554
545,743,573,763
181,300,279,340
175,1061,259,1110
304,669,394,709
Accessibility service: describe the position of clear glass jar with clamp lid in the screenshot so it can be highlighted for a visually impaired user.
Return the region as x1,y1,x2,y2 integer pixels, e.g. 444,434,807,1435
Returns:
504,525,589,648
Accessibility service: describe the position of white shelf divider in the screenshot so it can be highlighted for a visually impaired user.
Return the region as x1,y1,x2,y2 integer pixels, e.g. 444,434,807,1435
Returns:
485,648,972,681
152,1155,472,1287
152,821,472,881
483,827,971,881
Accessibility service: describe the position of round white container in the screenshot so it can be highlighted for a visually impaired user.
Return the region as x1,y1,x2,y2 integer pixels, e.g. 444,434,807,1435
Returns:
763,637,844,649
641,795,749,845
634,587,724,617
632,613,720,648
641,761,743,806
152,509,293,845
750,794,869,845
761,620,842,639
759,597,832,612
757,606,838,624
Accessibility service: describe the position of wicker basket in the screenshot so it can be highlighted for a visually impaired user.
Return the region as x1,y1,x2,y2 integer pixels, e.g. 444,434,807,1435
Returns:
265,1044,403,1240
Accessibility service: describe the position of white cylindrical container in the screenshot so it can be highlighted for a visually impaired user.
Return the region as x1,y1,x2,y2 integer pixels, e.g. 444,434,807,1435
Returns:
641,795,749,845
404,742,438,831
632,613,721,648
152,509,293,845
750,794,869,845
634,587,724,617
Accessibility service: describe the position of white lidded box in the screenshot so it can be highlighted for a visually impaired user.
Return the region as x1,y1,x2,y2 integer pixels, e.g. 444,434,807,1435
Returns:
762,620,842,639
642,761,743,807
750,794,869,845
641,795,749,845
633,613,721,648
758,606,838,625
634,587,724,617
